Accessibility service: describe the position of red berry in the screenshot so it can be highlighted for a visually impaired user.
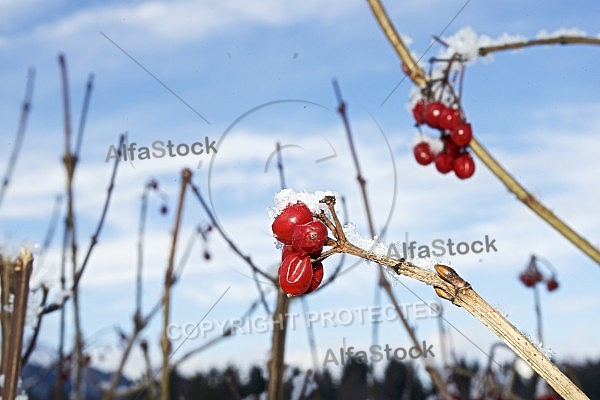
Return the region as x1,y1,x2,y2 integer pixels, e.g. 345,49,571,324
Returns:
451,122,473,147
519,272,535,288
303,262,324,294
271,202,313,244
281,244,297,261
438,108,461,131
279,254,313,296
160,205,168,215
424,101,445,129
453,153,475,179
434,152,454,174
413,142,434,166
412,100,426,125
292,221,328,255
546,278,559,292
442,134,460,158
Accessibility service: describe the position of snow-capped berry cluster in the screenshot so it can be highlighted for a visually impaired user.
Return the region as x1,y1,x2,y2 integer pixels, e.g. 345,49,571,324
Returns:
411,99,475,180
271,202,328,296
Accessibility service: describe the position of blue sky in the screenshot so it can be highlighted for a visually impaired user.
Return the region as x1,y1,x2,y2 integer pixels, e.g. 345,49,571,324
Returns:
1,0,600,386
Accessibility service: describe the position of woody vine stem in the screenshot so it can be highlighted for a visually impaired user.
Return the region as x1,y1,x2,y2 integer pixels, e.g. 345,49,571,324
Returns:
313,195,587,400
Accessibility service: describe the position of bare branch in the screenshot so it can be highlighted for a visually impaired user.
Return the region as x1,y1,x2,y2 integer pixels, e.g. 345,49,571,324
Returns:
0,68,35,211
479,35,600,56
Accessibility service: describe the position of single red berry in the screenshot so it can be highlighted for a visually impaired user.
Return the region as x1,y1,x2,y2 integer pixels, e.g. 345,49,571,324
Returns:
424,101,445,129
279,254,313,296
413,142,434,166
438,107,462,131
281,244,300,261
303,262,324,294
519,272,535,288
442,134,460,158
434,152,454,174
451,122,473,147
453,153,475,179
412,100,426,125
546,278,559,292
292,220,328,255
271,202,313,244
203,250,211,261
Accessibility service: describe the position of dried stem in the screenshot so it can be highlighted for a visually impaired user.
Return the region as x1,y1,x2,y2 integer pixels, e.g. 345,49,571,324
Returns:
161,168,192,400
478,35,600,56
267,293,290,400
1,249,34,400
366,0,426,86
0,69,35,211
366,0,600,266
316,195,588,400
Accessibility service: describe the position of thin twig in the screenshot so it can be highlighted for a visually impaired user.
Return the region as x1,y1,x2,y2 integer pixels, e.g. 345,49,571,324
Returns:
313,195,347,292
478,35,600,56
73,134,124,287
21,285,49,366
58,53,87,400
0,68,35,211
74,74,94,157
188,181,275,283
161,168,192,400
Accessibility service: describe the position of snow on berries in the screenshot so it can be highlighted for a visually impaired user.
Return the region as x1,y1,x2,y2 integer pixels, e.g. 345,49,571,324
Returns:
270,192,334,297
271,202,313,244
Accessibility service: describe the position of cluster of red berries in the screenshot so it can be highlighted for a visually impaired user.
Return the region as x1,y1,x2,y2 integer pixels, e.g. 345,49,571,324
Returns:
518,258,559,292
411,99,475,179
271,202,328,296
